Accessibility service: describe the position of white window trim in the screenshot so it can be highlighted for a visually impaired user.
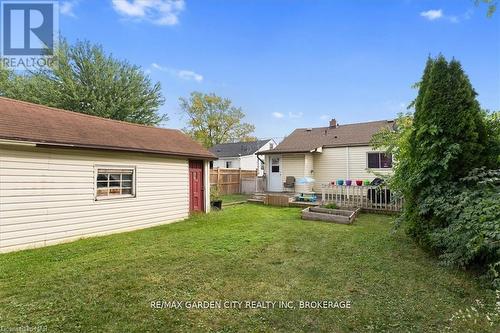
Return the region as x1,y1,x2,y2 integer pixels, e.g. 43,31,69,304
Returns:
94,165,136,201
366,151,393,169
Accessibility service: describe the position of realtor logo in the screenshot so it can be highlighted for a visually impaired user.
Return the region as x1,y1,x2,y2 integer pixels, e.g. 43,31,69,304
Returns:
0,0,58,69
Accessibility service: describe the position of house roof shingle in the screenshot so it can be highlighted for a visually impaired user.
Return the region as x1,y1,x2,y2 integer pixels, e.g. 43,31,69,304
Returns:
209,139,271,158
0,97,216,159
259,120,393,154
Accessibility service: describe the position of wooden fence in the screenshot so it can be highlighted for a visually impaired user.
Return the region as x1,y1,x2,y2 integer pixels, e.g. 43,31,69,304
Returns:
210,168,258,195
321,185,403,212
241,176,266,194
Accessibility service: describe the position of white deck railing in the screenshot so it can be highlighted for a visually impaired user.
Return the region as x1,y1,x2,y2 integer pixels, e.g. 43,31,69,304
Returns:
321,184,403,212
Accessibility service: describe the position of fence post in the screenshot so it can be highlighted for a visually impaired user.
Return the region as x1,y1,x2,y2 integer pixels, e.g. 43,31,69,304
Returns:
239,168,242,193
217,168,220,194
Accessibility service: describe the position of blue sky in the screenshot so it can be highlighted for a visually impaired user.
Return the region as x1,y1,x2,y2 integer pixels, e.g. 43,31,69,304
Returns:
60,0,500,141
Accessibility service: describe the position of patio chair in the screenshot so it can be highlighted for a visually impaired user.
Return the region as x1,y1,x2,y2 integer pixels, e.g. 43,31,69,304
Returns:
283,176,295,192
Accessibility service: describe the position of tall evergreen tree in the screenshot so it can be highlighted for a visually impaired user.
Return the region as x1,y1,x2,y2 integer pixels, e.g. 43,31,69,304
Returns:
404,55,489,242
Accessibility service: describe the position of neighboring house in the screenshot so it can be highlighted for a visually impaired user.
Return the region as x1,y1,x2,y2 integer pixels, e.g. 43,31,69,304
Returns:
209,139,276,176
0,97,215,253
259,119,394,192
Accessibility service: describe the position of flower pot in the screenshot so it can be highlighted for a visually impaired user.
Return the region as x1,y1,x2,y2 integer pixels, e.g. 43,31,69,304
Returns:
336,179,344,186
345,180,352,186
363,180,371,186
356,180,363,186
211,200,222,210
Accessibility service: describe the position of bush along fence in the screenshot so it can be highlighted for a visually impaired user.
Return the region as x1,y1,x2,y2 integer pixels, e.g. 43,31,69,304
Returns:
321,184,403,212
210,168,258,195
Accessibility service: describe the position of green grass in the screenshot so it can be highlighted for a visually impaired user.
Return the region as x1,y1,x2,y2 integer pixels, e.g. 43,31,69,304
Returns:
220,193,251,204
0,205,497,332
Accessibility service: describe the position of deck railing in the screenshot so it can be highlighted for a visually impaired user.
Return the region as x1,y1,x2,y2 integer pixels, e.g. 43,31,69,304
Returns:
321,184,403,212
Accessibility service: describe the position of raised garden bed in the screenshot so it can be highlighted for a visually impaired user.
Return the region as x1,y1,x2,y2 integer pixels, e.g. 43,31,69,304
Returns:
301,207,360,224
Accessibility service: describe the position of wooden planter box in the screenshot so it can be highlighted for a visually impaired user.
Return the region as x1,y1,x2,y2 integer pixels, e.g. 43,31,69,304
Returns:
301,207,359,224
264,194,290,207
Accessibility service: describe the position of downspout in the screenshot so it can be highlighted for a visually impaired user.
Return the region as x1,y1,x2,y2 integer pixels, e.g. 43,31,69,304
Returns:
346,147,350,179
257,155,265,173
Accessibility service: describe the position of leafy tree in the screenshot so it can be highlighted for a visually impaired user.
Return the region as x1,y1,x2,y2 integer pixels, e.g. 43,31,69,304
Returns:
180,92,255,148
0,40,166,125
475,0,497,17
373,56,500,286
483,110,500,166
409,56,488,185
401,56,489,243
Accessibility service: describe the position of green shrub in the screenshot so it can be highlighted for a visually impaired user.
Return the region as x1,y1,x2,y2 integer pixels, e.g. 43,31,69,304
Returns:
210,185,221,201
424,169,500,288
323,203,338,209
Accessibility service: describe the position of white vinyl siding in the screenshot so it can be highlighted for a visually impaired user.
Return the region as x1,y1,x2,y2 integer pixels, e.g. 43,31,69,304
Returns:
0,144,190,253
311,146,392,190
304,153,314,177
238,155,257,170
212,158,240,169
348,146,392,180
313,148,345,187
281,154,306,183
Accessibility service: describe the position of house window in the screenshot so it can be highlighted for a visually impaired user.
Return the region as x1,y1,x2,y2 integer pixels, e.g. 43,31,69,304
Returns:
271,157,280,173
226,161,232,168
269,143,274,149
95,167,135,199
367,152,392,168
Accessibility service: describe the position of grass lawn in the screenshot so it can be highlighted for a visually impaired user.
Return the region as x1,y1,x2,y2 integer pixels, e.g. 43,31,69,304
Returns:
0,205,498,332
220,193,251,204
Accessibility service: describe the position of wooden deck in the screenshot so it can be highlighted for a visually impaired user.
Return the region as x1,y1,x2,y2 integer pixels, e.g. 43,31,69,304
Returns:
247,186,403,214
321,185,403,212
248,192,320,207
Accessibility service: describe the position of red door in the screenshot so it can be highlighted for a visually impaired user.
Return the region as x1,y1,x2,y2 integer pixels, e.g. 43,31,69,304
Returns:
189,160,204,212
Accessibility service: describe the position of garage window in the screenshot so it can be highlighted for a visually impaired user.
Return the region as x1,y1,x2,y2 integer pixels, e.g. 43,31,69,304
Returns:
95,167,135,199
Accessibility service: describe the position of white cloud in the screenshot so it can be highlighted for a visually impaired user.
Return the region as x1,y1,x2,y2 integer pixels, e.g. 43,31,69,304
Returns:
288,111,303,119
111,0,185,26
420,9,443,20
150,63,203,82
178,70,203,82
60,1,79,17
320,115,330,120
272,112,284,119
420,9,463,23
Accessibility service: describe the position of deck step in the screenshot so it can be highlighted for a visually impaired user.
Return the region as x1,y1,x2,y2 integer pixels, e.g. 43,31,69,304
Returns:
247,198,264,203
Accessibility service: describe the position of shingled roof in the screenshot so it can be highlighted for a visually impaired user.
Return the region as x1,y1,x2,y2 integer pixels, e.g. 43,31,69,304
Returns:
259,120,393,154
209,139,271,157
0,97,216,159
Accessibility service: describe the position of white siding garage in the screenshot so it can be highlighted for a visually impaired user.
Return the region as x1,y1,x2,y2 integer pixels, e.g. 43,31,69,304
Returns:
0,97,215,253
0,144,191,252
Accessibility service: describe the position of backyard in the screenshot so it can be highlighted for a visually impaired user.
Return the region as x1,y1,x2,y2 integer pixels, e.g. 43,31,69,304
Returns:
0,204,497,332
221,193,251,205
